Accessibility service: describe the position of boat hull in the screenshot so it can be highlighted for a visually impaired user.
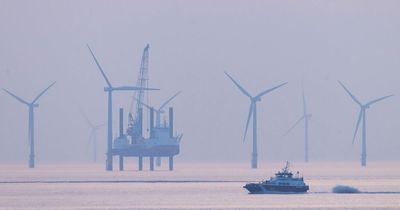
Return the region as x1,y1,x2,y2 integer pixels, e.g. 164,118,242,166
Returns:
243,183,309,194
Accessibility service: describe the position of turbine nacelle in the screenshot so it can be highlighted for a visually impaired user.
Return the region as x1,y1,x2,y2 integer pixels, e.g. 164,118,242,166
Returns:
254,97,262,102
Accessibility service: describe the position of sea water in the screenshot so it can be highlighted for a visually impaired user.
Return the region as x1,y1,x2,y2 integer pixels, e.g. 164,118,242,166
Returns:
0,161,399,209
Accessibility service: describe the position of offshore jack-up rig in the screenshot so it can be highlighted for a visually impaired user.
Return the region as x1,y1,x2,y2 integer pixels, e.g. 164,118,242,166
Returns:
115,44,183,171
88,44,182,171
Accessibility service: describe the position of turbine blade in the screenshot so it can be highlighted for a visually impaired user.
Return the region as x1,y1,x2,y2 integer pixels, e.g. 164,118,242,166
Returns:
2,88,30,105
243,101,254,142
177,133,183,142
94,123,105,130
284,115,305,136
28,127,31,147
32,81,56,104
29,110,34,148
302,85,307,116
255,82,288,99
159,91,181,111
352,109,363,144
224,72,252,98
28,114,32,147
132,96,152,110
80,110,94,128
366,94,394,107
87,44,112,88
87,131,95,151
89,130,95,143
338,80,362,106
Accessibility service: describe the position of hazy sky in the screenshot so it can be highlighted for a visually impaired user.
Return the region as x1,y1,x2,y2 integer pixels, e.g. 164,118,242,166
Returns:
1,0,399,165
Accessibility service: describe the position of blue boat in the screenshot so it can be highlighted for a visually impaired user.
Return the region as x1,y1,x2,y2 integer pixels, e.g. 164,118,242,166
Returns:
243,162,309,194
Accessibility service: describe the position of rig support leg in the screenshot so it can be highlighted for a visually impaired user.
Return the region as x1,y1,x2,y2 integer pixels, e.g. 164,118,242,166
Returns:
106,155,113,171
169,156,173,171
138,156,143,171
150,156,154,171
119,156,124,171
156,157,161,167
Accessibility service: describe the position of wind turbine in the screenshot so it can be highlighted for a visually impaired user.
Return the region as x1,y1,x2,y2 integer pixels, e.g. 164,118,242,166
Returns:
87,44,159,171
284,85,312,162
81,111,104,162
135,91,181,167
338,80,394,167
136,91,181,127
225,72,287,169
3,82,56,168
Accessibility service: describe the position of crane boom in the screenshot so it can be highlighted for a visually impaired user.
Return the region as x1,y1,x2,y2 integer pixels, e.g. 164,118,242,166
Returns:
128,44,149,138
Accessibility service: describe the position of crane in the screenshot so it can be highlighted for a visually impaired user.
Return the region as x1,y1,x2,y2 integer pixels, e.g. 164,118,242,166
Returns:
127,44,150,140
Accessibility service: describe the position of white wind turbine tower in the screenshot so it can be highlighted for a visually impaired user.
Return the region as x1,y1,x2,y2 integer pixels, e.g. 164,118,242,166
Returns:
338,80,394,167
3,82,56,168
225,72,287,169
284,85,312,162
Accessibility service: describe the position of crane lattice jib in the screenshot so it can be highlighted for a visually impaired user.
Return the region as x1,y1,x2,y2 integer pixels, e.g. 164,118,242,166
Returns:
128,44,149,132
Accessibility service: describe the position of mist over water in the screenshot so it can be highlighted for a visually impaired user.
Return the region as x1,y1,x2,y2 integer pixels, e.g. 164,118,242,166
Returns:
1,162,400,209
1,1,400,209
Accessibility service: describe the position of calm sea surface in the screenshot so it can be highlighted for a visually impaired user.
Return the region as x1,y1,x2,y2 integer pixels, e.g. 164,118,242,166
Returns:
0,161,399,209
